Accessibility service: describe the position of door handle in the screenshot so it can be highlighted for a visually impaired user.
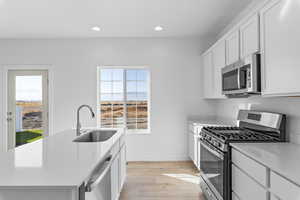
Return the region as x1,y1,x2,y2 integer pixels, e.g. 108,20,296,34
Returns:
7,112,12,116
7,118,12,122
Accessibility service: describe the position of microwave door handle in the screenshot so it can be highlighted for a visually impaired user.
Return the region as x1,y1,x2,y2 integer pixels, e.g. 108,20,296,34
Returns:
237,68,241,89
85,155,113,192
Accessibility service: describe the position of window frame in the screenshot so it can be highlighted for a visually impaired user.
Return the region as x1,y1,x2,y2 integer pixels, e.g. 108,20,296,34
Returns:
97,66,151,134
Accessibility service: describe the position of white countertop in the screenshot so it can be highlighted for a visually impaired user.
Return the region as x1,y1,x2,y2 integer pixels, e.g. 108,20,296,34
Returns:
231,143,300,185
0,128,124,188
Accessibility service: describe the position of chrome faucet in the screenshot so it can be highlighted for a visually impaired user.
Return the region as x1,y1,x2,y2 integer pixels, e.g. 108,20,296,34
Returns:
76,105,95,136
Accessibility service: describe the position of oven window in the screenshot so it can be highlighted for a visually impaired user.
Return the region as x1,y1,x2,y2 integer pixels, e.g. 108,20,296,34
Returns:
200,142,224,198
222,69,239,91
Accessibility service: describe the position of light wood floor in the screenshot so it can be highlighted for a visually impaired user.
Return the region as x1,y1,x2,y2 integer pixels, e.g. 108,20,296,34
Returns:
119,161,205,200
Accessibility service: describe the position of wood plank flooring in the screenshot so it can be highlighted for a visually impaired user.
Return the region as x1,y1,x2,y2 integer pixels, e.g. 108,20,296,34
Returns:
119,161,205,200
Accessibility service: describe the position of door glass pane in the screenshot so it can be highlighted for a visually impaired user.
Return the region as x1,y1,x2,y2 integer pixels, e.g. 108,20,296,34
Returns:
15,76,43,147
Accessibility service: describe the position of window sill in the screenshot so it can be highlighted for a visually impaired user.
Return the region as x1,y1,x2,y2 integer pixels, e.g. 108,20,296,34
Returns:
126,130,151,135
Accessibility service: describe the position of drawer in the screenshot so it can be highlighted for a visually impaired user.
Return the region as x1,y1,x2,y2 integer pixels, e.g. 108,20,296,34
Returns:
232,148,267,186
270,171,300,200
232,165,268,200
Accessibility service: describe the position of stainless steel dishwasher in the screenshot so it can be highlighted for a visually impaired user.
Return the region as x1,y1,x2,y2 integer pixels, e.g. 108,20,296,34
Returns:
79,154,113,200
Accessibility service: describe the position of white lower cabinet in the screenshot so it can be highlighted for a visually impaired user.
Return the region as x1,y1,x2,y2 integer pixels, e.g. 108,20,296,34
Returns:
111,153,120,200
120,145,127,189
232,148,267,186
111,143,127,200
232,147,300,200
232,165,268,200
188,132,194,161
187,123,201,170
0,189,78,200
270,171,300,200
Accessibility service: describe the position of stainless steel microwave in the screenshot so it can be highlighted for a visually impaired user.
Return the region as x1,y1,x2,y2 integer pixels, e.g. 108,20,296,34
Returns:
222,53,261,97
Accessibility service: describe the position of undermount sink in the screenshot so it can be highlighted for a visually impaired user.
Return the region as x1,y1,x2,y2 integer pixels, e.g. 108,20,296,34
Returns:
73,130,117,143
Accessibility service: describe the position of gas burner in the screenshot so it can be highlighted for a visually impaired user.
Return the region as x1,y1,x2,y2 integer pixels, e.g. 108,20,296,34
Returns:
203,126,279,142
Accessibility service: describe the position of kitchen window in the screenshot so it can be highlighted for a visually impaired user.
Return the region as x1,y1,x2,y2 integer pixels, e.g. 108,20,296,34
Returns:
97,67,150,133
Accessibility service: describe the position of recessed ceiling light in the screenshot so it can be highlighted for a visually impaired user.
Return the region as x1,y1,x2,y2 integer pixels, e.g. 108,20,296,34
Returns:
154,26,163,31
91,26,101,32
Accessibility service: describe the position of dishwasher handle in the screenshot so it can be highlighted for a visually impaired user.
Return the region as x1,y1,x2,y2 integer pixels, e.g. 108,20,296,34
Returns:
85,155,113,192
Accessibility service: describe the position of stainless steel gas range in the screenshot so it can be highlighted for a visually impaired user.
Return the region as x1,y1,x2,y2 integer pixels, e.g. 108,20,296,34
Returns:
199,110,286,200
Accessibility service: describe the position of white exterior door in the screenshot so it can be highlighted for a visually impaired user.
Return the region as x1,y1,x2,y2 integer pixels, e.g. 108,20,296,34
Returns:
7,70,49,149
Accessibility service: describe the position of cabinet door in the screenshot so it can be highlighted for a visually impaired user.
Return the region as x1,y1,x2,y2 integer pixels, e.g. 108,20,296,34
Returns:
0,189,76,200
188,133,194,161
203,51,214,98
240,13,260,58
232,165,268,200
193,135,198,167
111,154,120,200
270,171,300,200
196,137,201,170
225,30,240,65
119,145,127,190
212,40,226,98
260,0,300,96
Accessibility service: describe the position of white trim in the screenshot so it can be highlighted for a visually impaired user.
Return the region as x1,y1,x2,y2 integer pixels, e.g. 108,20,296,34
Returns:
96,66,151,134
1,65,54,152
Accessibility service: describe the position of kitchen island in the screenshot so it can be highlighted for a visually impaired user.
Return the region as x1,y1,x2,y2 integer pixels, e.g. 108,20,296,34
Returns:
0,128,126,200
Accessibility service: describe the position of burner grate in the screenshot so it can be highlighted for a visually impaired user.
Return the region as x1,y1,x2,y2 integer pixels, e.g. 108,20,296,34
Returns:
203,126,279,142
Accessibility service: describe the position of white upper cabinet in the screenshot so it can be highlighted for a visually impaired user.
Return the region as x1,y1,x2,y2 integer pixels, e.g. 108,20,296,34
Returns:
225,30,240,65
201,0,300,98
212,40,226,98
260,0,300,96
203,51,214,98
240,13,260,58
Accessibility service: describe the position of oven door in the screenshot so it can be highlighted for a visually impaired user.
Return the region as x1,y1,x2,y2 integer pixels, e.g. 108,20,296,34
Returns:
200,140,225,200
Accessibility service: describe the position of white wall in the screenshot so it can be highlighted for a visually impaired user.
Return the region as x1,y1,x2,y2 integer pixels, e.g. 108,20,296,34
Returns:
214,97,300,145
0,38,215,161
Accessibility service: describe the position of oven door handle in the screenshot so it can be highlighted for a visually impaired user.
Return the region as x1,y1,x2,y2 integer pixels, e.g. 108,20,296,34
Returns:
200,140,224,159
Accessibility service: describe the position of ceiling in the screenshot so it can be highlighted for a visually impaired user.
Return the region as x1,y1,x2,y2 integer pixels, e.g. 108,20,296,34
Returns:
0,0,253,38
